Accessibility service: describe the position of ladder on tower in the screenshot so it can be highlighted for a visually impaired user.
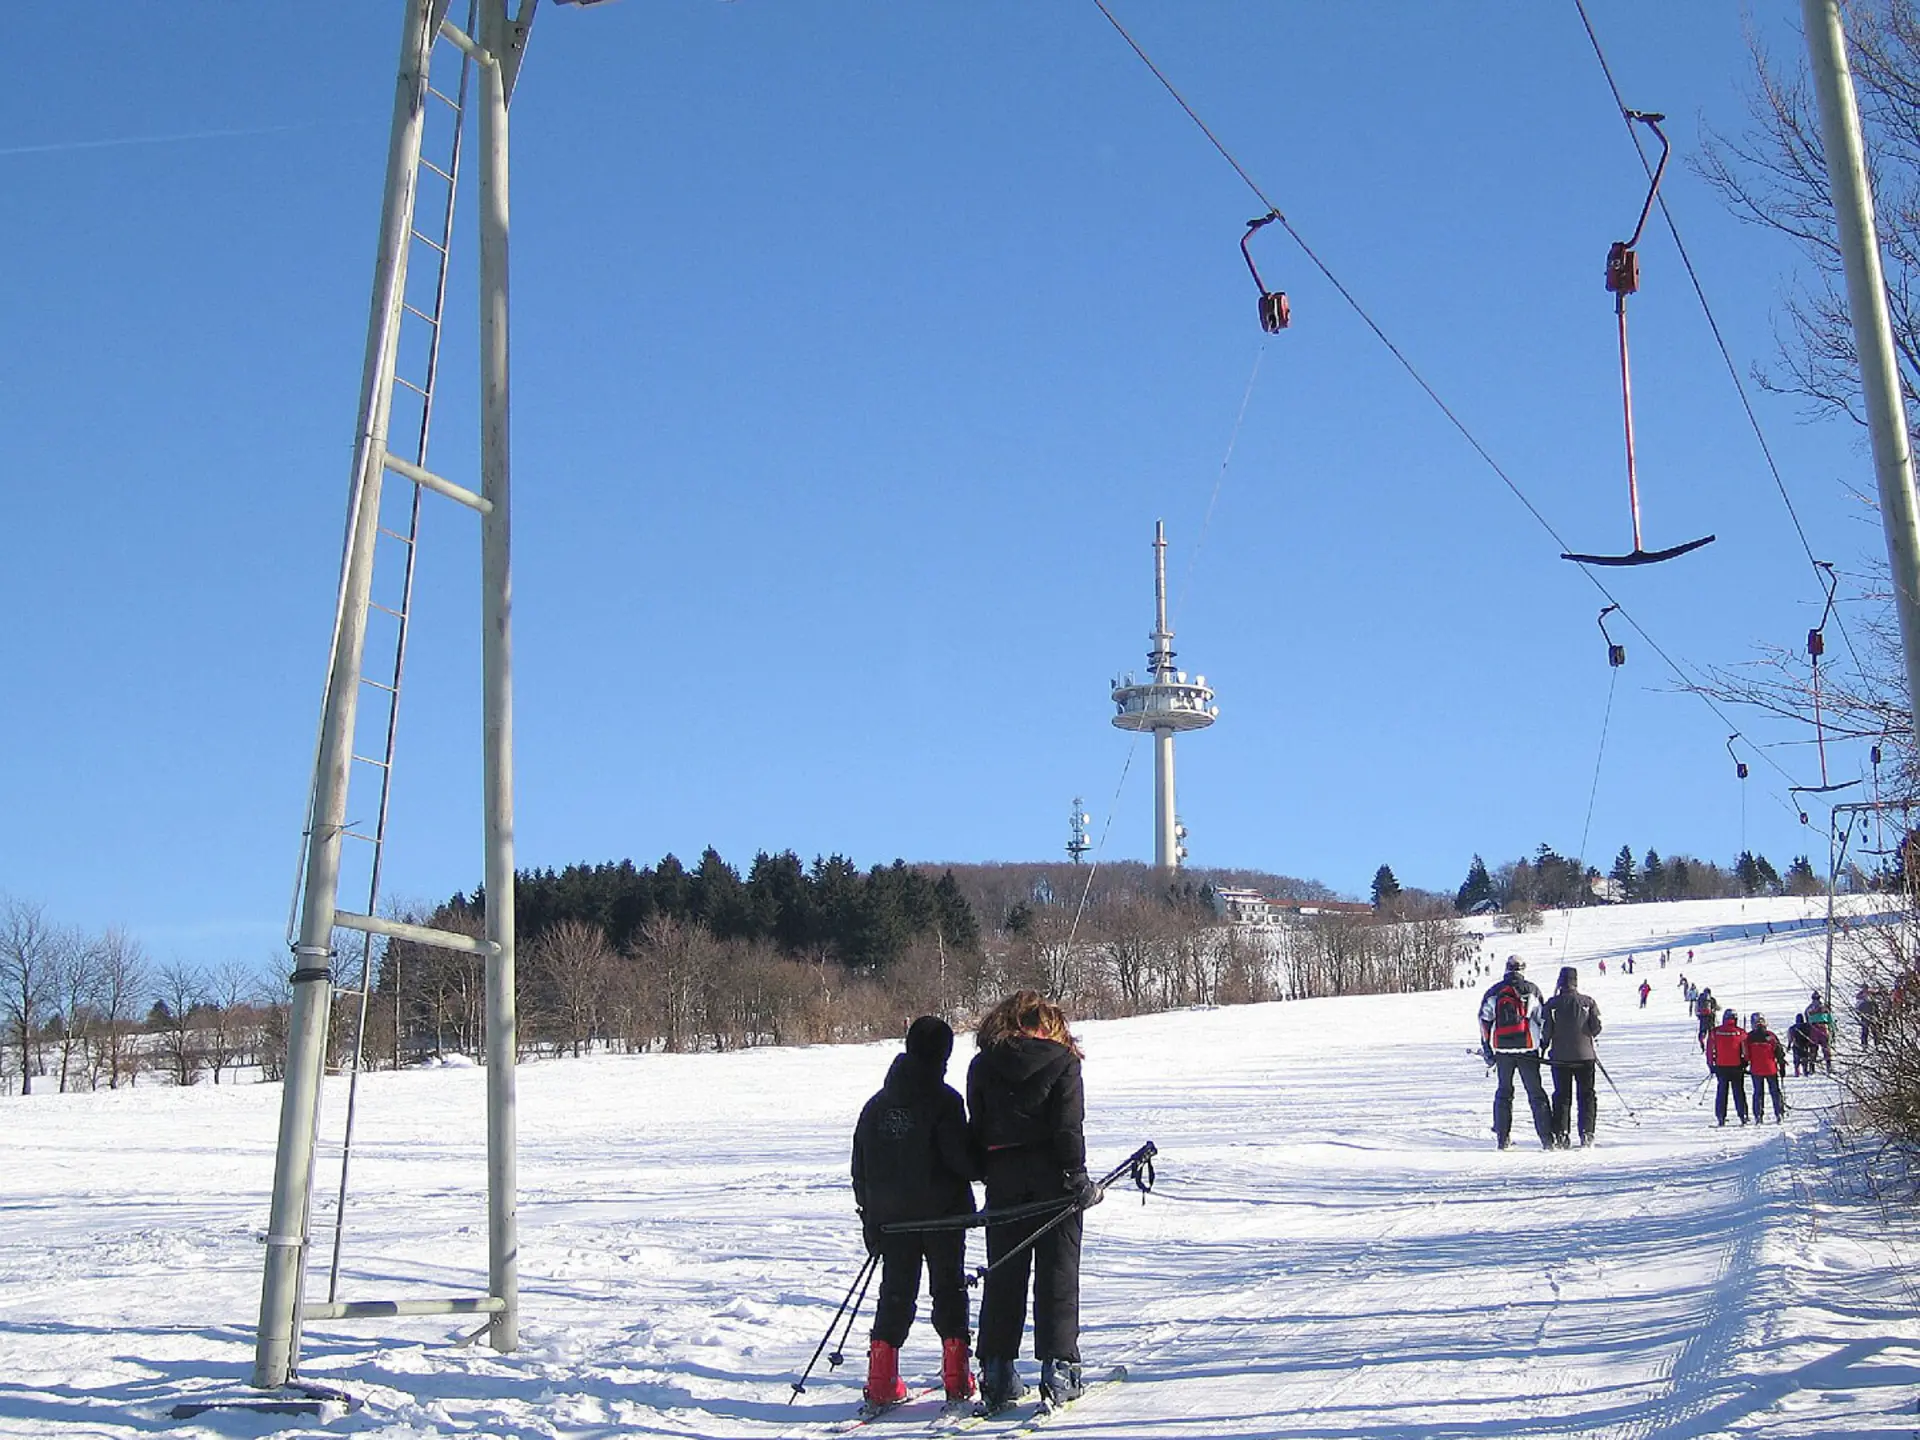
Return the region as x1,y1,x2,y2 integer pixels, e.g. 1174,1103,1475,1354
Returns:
284,2,483,1367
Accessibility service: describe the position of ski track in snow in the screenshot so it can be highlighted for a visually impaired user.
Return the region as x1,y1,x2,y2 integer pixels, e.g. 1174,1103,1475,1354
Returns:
4,897,1920,1438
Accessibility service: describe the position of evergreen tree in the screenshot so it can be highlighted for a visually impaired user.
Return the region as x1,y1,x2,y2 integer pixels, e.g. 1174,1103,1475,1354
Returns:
1370,865,1402,909
1610,845,1639,901
1784,855,1821,896
1456,855,1495,913
1642,849,1665,901
1735,850,1764,896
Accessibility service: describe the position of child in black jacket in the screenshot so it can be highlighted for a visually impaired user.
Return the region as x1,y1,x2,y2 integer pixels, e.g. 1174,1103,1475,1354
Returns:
851,1016,979,1408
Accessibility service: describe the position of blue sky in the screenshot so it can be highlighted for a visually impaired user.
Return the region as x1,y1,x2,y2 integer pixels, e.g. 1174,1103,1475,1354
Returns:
0,3,1892,966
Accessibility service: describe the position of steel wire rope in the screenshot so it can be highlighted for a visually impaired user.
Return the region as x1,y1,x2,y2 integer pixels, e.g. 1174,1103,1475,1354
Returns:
1087,0,1823,817
1172,339,1268,631
1065,733,1143,952
1562,666,1621,958
1570,0,1872,684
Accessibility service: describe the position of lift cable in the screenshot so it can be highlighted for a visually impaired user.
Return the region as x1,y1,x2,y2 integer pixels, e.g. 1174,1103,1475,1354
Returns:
1561,617,1623,953
1173,339,1268,631
1570,0,1871,681
1087,0,1820,803
1065,731,1144,951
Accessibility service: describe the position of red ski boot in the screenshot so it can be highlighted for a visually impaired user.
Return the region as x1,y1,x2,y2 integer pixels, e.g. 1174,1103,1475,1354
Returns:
863,1339,908,1408
941,1337,975,1401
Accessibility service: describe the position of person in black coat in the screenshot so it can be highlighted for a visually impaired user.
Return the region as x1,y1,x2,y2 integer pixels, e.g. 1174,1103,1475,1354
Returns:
851,1016,980,1407
967,991,1102,1411
1540,965,1603,1147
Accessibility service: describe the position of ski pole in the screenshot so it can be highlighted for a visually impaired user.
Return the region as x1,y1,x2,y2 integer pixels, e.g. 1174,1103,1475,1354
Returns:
967,1142,1157,1290
883,1195,1076,1234
789,1251,877,1401
1592,1055,1641,1125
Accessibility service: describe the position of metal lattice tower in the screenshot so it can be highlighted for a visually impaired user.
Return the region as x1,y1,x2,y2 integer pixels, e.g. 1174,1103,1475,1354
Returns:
1066,798,1093,863
1110,521,1217,873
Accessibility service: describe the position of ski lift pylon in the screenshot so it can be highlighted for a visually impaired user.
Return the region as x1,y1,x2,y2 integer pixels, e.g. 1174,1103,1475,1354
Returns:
1561,111,1717,569
1240,212,1290,334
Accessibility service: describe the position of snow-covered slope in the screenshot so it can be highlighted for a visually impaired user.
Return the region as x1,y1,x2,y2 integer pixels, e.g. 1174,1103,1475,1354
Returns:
4,895,1918,1439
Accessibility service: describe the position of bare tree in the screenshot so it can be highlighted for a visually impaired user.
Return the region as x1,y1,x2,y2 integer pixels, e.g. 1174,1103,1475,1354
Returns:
202,961,264,1084
0,899,60,1095
50,929,100,1093
529,918,614,1057
93,928,149,1090
152,960,206,1087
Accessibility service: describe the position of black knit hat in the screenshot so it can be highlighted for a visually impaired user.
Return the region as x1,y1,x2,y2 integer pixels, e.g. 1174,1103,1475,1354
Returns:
906,1015,954,1069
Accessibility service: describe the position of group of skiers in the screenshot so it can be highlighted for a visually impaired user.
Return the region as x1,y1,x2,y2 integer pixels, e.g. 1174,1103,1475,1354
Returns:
1686,979,1838,1117
1475,948,1852,1145
850,991,1104,1417
1477,957,1603,1149
1702,1006,1788,1125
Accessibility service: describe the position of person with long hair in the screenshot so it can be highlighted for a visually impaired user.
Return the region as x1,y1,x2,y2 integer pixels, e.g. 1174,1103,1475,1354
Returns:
966,990,1102,1411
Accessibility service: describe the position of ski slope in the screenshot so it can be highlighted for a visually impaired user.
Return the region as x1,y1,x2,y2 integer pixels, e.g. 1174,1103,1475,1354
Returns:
4,895,1919,1439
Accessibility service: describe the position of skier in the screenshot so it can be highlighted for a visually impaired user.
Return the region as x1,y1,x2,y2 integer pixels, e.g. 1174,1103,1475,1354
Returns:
1638,979,1651,1009
851,1016,981,1410
1856,986,1880,1049
1478,957,1553,1151
1694,986,1717,1046
1706,1007,1751,1126
1541,965,1602,1148
1746,1013,1788,1122
967,991,1102,1412
1598,958,1607,976
1787,1013,1815,1077
1806,991,1836,1073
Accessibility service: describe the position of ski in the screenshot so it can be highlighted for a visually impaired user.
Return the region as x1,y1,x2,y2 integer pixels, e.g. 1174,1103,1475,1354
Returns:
944,1366,1126,1434
816,1384,950,1435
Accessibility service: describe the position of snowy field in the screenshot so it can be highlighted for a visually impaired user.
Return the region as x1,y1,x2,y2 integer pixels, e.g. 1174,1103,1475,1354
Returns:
6,895,1920,1439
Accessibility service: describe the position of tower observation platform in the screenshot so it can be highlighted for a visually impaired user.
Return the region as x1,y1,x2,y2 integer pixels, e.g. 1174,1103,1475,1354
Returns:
1111,521,1217,871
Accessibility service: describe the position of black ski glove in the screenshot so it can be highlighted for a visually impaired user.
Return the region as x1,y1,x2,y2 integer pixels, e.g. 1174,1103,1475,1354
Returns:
859,1211,882,1255
1068,1173,1104,1210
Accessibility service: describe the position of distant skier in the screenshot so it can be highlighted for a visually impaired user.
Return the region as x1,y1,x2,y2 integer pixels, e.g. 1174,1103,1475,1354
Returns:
1598,958,1607,976
1806,992,1836,1073
1541,965,1603,1148
1694,987,1717,1046
1638,979,1651,1009
1706,1007,1751,1126
851,1016,982,1410
1746,1013,1788,1122
1855,986,1880,1050
968,991,1102,1412
1478,957,1553,1151
1787,1013,1816,1077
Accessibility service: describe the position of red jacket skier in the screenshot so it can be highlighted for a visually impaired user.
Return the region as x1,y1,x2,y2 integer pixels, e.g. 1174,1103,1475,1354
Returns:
1706,1009,1750,1126
1746,1014,1788,1122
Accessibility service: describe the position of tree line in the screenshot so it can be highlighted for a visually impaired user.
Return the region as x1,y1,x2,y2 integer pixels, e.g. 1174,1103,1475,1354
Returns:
0,897,275,1095
1436,844,1828,921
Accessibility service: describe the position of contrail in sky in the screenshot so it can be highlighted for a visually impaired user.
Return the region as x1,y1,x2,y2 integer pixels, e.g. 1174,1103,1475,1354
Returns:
0,121,323,158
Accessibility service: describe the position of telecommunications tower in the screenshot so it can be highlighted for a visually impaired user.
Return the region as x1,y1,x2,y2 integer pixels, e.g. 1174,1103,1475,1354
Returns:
1110,521,1217,873
1067,798,1092,863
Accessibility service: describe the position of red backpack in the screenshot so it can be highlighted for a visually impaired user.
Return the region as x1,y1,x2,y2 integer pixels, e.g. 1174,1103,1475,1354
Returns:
1490,980,1536,1050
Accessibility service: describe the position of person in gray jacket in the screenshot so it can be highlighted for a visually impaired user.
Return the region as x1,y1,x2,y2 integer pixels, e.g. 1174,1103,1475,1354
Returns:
1541,965,1603,1148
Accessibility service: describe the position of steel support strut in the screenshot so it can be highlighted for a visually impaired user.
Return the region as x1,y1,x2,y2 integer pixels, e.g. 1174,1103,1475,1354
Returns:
253,0,439,1391
476,0,521,1356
